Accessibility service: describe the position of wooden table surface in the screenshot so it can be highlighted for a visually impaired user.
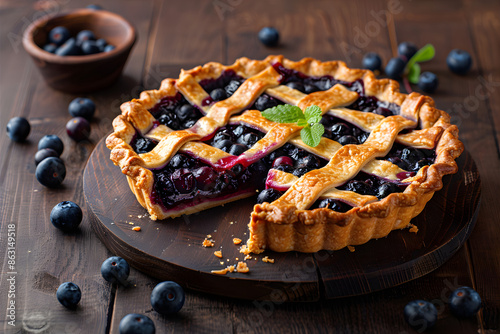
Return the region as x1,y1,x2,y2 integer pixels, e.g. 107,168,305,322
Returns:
1,0,499,333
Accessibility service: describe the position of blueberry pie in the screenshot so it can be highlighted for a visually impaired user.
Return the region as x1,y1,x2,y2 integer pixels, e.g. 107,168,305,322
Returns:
106,56,463,253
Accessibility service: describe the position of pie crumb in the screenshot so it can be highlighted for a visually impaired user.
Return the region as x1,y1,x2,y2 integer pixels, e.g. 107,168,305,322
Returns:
409,224,419,233
347,245,355,252
214,250,222,258
236,261,249,273
211,268,228,275
244,254,252,260
132,226,141,232
262,256,274,263
240,244,249,254
202,238,214,247
233,238,242,245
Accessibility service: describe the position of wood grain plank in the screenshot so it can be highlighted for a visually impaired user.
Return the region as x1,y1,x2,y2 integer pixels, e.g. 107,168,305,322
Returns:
393,1,500,331
0,0,156,333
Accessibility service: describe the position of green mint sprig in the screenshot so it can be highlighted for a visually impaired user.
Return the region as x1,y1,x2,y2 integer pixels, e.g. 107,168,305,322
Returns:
405,44,435,84
261,104,324,147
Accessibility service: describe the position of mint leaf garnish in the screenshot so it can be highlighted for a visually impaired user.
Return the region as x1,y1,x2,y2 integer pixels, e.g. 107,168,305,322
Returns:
261,105,304,123
407,62,421,84
304,105,322,124
309,122,325,146
261,104,325,147
405,44,435,83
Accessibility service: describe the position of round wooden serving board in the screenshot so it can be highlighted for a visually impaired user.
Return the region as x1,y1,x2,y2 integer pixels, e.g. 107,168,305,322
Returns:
84,138,481,301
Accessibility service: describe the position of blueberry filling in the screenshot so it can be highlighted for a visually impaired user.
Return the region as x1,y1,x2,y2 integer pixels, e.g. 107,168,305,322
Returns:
199,70,245,103
381,144,435,172
320,114,370,144
337,172,405,200
149,93,203,130
130,132,158,154
151,153,267,210
207,124,265,153
143,66,435,214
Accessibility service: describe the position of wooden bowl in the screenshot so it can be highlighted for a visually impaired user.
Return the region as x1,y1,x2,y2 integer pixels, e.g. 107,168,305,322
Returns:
23,9,136,93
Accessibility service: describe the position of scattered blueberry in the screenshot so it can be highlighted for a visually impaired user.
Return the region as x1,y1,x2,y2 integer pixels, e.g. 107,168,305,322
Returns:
68,97,96,120
6,117,30,142
49,26,71,46
101,256,130,285
76,30,96,45
66,117,91,142
56,282,81,309
119,314,155,334
404,300,437,331
256,188,282,204
38,135,64,155
362,52,382,72
258,27,280,47
55,38,81,56
150,281,185,315
385,57,406,79
103,44,115,52
447,49,472,75
398,42,418,61
43,43,58,53
418,72,439,93
35,148,59,165
449,286,482,318
86,4,103,10
50,201,83,232
81,40,100,55
36,157,66,188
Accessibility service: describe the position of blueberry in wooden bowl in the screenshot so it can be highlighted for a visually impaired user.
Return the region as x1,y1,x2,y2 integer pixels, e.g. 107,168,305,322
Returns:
22,8,136,93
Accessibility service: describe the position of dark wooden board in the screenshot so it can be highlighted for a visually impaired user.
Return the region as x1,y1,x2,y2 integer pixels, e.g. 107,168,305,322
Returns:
84,137,480,301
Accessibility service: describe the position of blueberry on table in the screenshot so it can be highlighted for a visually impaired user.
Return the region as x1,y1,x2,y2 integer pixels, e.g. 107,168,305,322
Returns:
55,38,81,56
385,57,406,79
48,26,70,46
404,300,437,331
6,117,30,142
101,256,130,285
119,314,155,334
50,201,83,232
35,148,59,165
362,52,382,72
418,71,439,93
68,97,96,120
81,40,100,55
56,282,81,309
38,134,64,155
66,117,91,142
447,49,472,75
43,43,58,53
258,27,280,47
397,41,418,61
36,157,66,188
449,286,482,318
150,281,185,315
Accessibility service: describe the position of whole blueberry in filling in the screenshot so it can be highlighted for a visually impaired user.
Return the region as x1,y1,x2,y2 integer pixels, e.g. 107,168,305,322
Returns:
130,134,158,154
149,93,203,130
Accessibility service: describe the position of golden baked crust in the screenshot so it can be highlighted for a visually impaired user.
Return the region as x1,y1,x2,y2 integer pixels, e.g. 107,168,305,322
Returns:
106,55,463,253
